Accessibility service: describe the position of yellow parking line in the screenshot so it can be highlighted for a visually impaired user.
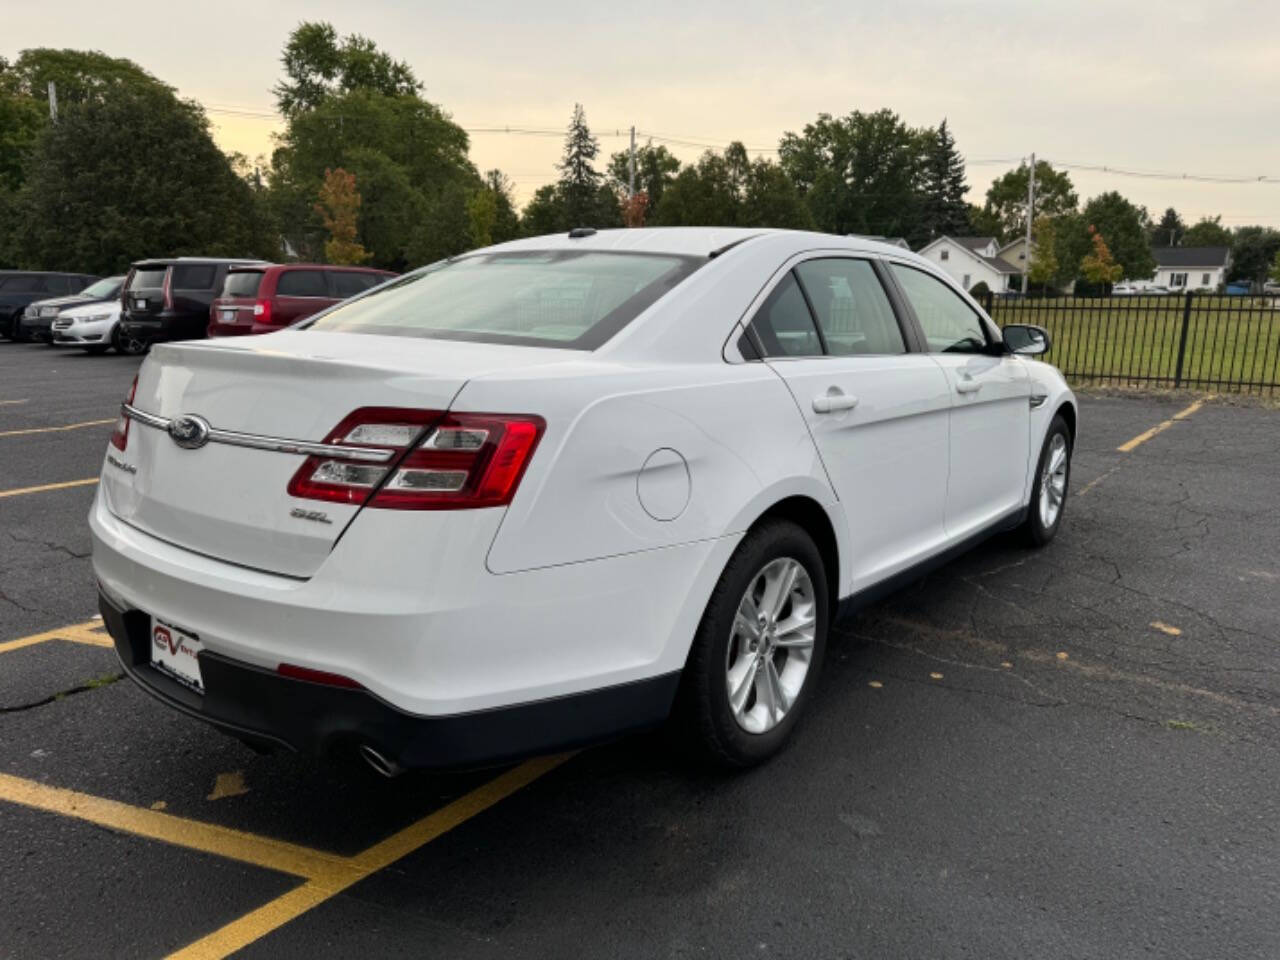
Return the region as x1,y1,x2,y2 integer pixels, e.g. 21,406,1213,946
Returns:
0,477,98,498
167,753,572,960
1116,397,1208,452
0,418,114,438
0,619,111,654
0,773,355,881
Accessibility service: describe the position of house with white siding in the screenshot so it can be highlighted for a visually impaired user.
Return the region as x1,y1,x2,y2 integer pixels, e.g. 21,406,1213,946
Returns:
1149,247,1231,291
914,236,1021,293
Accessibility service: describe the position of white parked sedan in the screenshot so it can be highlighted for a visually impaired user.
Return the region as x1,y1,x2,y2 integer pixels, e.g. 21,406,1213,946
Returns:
91,228,1075,771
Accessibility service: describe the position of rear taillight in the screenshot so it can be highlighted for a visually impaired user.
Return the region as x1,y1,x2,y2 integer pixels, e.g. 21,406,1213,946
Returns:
252,299,272,325
161,268,173,311
287,410,545,510
110,375,138,451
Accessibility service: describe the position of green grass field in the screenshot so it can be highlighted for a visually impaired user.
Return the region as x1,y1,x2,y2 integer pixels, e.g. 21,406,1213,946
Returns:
988,295,1280,395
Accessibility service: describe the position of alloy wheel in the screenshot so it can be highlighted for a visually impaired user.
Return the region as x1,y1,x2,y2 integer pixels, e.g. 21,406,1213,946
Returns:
725,556,816,734
1038,433,1068,529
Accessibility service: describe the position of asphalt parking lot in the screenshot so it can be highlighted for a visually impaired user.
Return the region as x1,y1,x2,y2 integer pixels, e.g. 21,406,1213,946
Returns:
2,341,1278,960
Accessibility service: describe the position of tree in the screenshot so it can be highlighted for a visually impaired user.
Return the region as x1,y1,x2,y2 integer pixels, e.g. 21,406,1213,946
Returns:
1229,227,1280,284
0,49,170,192
979,160,1078,243
1080,226,1122,293
1150,208,1185,247
918,120,970,241
652,142,812,230
607,142,680,214
520,184,566,236
1080,192,1155,281
1269,249,1280,284
482,170,521,243
558,103,604,227
274,22,421,118
621,191,648,228
780,110,925,242
7,86,277,274
315,168,371,264
1182,215,1232,247
1027,215,1059,295
467,188,497,248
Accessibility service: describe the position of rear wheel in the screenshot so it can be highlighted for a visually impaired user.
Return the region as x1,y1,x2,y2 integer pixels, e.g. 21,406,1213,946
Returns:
676,519,829,767
1021,414,1072,546
112,325,147,356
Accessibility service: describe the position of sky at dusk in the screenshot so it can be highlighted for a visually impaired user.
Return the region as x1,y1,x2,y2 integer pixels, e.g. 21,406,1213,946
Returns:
7,0,1279,224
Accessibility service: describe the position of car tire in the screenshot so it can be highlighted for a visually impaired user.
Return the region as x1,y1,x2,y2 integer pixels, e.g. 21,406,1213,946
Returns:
1021,414,1072,547
675,519,829,768
112,325,147,356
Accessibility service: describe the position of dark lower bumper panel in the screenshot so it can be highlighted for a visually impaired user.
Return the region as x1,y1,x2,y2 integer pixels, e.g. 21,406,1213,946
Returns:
100,592,680,769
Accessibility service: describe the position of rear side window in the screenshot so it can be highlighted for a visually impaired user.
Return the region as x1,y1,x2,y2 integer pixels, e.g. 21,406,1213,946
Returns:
305,251,701,350
0,275,46,292
129,268,167,290
223,271,264,297
172,264,217,290
890,264,990,354
276,270,328,297
794,259,905,356
748,273,823,357
329,271,383,298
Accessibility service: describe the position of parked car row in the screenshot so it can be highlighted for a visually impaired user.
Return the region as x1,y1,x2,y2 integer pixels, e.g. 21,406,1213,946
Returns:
1,260,397,354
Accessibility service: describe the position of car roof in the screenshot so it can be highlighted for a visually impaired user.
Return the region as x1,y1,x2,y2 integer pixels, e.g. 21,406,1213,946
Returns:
477,227,922,262
226,263,394,273
132,258,267,268
0,269,96,278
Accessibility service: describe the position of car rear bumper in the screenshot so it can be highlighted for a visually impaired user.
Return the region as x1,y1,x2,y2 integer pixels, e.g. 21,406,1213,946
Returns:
99,591,679,767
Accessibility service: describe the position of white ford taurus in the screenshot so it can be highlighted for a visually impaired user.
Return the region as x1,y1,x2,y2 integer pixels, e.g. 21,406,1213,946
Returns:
91,228,1075,771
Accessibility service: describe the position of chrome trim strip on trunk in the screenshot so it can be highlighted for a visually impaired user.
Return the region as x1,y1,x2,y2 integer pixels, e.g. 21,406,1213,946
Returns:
121,403,396,463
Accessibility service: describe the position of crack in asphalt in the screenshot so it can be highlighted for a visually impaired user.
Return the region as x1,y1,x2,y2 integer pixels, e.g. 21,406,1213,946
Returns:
0,673,123,714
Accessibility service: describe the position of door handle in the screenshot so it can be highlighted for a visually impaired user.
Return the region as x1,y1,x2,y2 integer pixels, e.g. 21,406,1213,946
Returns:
812,390,860,414
955,377,982,395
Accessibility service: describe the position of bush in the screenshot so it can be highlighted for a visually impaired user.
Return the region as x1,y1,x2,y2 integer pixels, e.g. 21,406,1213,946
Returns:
968,280,991,298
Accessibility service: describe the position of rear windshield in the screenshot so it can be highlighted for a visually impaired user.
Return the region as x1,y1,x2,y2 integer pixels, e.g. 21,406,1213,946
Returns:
129,268,167,290
223,271,264,298
304,251,701,350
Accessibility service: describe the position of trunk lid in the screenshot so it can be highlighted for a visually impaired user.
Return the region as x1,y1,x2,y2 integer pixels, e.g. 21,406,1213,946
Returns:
101,330,578,577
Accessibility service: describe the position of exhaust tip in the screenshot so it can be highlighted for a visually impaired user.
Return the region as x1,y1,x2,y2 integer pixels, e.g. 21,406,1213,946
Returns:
358,743,404,779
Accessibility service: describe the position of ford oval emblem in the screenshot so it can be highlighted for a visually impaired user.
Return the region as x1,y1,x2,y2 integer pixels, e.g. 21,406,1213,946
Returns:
168,414,211,450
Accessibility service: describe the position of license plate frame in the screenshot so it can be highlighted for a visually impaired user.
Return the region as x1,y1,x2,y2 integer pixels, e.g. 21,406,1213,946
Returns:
149,617,205,693
134,298,147,310
220,308,236,323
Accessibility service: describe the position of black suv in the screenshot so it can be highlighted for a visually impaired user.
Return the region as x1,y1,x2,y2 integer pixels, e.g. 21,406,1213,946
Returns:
116,258,266,354
1,271,99,340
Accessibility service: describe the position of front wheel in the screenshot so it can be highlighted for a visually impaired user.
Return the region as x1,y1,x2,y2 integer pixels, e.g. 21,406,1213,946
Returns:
675,519,829,768
1022,414,1072,546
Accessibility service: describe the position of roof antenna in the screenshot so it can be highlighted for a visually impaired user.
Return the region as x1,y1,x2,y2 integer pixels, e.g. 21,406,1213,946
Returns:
568,227,597,239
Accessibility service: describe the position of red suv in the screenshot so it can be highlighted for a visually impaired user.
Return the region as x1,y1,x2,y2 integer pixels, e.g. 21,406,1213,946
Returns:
208,264,397,337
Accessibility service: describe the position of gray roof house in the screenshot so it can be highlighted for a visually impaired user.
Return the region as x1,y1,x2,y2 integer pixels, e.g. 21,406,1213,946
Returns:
1149,246,1231,291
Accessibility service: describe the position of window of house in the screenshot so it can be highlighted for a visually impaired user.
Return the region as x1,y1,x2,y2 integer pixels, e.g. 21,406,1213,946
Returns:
890,264,990,355
940,249,949,261
962,274,971,289
1170,272,1187,288
1202,273,1211,286
793,259,906,356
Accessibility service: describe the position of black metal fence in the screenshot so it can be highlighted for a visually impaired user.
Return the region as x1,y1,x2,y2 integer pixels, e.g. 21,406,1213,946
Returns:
981,292,1280,395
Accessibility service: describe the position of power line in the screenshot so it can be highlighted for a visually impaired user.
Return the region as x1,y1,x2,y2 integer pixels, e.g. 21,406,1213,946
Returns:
198,105,1280,186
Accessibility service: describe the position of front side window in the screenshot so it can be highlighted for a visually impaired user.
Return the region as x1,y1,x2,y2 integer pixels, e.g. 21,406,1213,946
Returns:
277,270,328,297
747,272,823,357
794,259,905,356
890,264,990,354
306,251,701,350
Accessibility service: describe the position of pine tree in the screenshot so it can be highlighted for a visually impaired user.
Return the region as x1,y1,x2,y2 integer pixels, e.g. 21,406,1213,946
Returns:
919,119,970,241
1151,207,1185,247
558,103,603,227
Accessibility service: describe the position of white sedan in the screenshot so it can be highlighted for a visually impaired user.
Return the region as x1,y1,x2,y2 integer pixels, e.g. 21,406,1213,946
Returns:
90,228,1076,771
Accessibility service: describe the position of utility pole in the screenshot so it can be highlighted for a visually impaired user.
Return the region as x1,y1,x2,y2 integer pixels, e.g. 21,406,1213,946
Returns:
1022,152,1035,295
47,82,58,123
628,126,636,198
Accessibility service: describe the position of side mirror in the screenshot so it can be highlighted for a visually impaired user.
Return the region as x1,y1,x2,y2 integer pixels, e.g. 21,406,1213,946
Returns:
1002,323,1051,356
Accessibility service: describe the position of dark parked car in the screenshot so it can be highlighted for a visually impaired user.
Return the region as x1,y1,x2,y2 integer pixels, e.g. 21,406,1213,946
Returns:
1,271,99,340
21,276,126,343
208,264,397,337
115,258,265,354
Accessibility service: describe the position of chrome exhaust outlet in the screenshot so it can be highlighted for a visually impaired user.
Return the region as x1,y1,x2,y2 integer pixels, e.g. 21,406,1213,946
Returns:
358,743,404,779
